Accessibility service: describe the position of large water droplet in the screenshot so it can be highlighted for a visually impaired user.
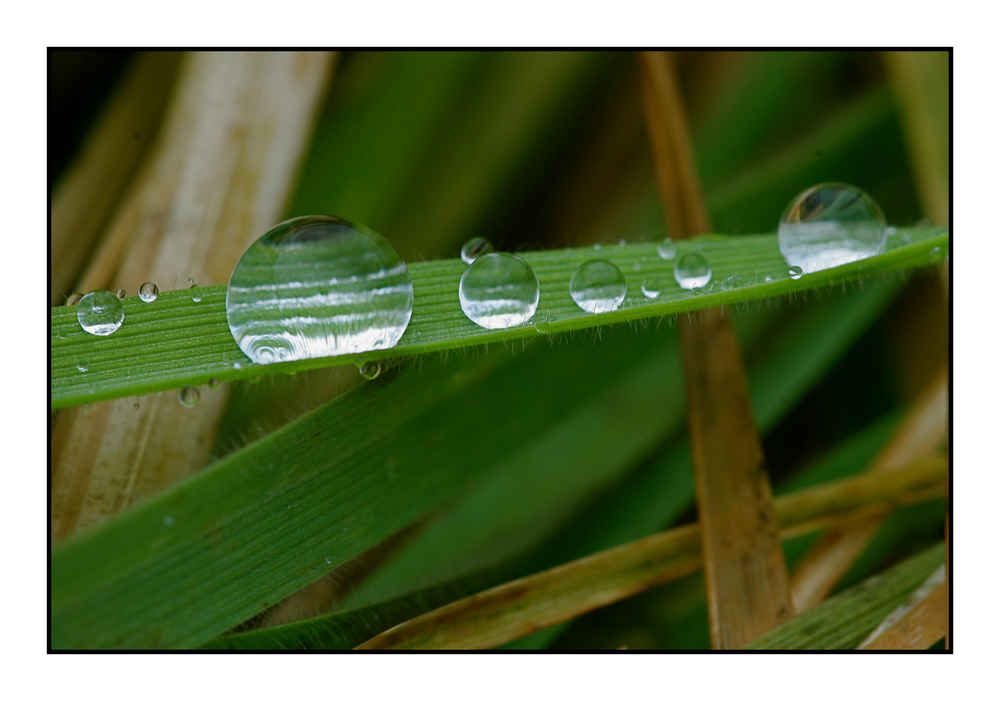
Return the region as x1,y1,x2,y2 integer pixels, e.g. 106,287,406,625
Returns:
358,361,381,380
138,282,159,302
178,386,200,408
77,290,125,336
459,252,539,329
641,279,662,299
460,237,493,264
656,239,677,260
778,183,887,274
226,215,414,364
674,253,711,290
570,260,626,314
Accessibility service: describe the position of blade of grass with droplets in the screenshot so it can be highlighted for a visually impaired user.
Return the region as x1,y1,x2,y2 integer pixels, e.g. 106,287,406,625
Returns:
203,456,946,650
50,226,948,410
746,542,945,649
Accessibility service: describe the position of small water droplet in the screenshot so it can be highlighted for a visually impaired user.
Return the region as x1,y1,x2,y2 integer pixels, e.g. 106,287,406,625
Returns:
233,361,243,370
788,266,803,280
633,261,642,272
459,252,540,329
77,291,125,336
191,286,202,303
77,359,89,372
674,253,712,290
460,237,494,264
641,279,662,299
188,277,196,287
163,516,174,527
133,402,140,411
115,288,127,300
359,361,382,380
208,378,222,390
325,556,333,564
178,386,201,407
929,246,943,262
226,216,413,364
764,273,775,283
721,274,741,291
656,239,677,260
618,239,627,247
570,260,626,314
886,226,897,236
138,282,159,303
593,243,602,251
65,293,84,306
778,183,887,274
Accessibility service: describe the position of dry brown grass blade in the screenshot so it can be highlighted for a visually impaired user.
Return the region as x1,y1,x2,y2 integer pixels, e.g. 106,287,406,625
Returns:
638,50,791,648
857,564,947,649
51,52,335,542
355,456,946,650
51,52,182,307
790,366,948,612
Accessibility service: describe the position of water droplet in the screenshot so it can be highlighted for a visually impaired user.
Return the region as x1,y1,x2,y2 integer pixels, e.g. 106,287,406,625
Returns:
233,361,243,370
133,402,140,411
208,378,222,390
460,237,494,264
459,252,539,329
163,515,174,527
77,359,89,372
929,246,943,262
618,239,627,247
788,266,803,280
593,243,602,250
359,361,381,380
570,260,626,314
191,287,202,303
188,277,196,287
178,386,200,408
325,556,333,564
886,226,897,236
115,288,127,300
77,290,125,336
633,261,642,272
763,273,775,283
778,183,887,274
138,282,159,302
226,215,414,364
656,239,677,260
674,253,712,290
641,279,662,299
65,293,84,306
721,274,741,291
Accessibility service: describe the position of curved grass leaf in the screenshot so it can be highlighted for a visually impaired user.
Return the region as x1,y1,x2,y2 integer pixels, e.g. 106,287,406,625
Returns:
50,227,947,409
203,456,946,650
745,541,945,649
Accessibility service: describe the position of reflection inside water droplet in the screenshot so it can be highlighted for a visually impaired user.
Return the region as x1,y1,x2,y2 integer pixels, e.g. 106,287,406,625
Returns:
674,253,711,290
178,386,200,407
139,282,159,303
570,260,626,314
460,237,493,264
778,183,886,274
226,216,413,364
77,290,125,336
459,252,539,329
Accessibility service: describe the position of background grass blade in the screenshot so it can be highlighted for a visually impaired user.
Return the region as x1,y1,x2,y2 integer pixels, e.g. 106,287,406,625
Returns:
746,542,945,650
857,564,947,649
354,457,945,650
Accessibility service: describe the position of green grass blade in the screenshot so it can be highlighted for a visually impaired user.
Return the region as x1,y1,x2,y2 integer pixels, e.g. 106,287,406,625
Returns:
745,542,945,649
50,228,947,409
